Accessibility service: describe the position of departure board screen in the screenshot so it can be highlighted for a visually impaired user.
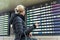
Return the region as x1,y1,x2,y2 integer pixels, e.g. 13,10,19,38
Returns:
0,14,9,36
26,2,60,35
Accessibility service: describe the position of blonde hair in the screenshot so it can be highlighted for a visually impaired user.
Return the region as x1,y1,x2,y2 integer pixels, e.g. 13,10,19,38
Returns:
15,5,25,14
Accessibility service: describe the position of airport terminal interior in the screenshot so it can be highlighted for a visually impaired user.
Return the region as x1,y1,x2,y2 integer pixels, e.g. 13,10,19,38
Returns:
0,0,60,40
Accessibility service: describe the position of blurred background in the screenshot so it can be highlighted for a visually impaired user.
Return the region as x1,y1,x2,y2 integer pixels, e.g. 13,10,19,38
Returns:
0,0,60,40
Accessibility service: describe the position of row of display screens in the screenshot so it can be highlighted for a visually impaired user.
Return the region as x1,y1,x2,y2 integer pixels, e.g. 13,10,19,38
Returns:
26,4,60,35
27,4,60,12
0,15,9,36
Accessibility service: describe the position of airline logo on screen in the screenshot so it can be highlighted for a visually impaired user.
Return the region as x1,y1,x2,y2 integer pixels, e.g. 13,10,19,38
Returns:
27,4,60,35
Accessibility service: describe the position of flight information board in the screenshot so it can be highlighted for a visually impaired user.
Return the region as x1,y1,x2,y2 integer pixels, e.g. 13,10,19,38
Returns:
26,2,60,35
0,14,9,36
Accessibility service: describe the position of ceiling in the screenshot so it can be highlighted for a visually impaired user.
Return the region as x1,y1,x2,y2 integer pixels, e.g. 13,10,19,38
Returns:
0,0,50,13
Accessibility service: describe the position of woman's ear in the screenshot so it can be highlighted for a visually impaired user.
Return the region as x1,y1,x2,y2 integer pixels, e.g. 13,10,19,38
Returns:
14,8,19,14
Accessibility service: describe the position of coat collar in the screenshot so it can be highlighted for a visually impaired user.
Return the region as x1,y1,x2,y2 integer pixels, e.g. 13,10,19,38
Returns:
15,14,25,21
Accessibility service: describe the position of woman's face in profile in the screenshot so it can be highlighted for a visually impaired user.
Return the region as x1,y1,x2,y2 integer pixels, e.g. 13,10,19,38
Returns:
22,10,25,16
19,8,25,16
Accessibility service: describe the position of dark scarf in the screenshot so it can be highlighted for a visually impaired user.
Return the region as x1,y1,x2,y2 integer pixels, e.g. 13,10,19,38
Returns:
15,14,25,21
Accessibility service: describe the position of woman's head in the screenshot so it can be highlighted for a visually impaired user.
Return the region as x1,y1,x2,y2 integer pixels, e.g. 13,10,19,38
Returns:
15,5,25,16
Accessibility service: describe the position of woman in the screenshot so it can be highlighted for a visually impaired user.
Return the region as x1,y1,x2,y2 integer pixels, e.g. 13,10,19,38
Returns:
10,5,38,40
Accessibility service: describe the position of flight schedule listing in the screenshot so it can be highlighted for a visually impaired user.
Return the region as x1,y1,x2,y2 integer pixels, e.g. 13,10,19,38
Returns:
26,4,60,35
0,15,9,36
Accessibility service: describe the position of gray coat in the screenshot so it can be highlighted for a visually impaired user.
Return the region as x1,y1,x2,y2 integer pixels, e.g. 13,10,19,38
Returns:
10,14,36,40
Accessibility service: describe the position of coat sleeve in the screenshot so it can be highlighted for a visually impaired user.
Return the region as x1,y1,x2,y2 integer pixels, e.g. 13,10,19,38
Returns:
13,16,36,35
